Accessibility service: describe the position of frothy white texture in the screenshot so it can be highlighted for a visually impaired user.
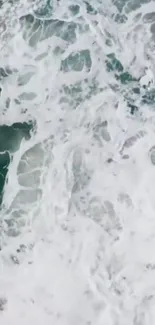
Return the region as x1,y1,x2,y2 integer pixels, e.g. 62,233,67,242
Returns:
0,0,155,324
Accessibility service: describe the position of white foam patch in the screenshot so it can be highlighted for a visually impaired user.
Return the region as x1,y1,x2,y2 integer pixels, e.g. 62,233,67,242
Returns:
0,0,155,324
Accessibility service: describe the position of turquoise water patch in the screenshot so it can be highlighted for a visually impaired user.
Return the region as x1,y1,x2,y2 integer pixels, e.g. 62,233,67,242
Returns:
143,12,155,23
125,0,151,13
114,13,128,23
84,1,97,15
0,121,34,205
0,122,33,152
150,23,155,35
20,14,78,46
0,67,13,80
106,53,138,85
19,92,37,101
112,0,151,13
0,152,10,205
105,52,155,113
127,102,138,115
18,72,35,86
132,87,140,94
106,53,123,73
34,0,53,18
61,50,92,73
115,72,138,84
142,89,155,105
126,86,155,113
68,5,80,16
112,0,126,13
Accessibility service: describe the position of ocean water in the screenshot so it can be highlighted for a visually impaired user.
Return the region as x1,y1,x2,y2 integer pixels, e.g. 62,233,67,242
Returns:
0,0,155,324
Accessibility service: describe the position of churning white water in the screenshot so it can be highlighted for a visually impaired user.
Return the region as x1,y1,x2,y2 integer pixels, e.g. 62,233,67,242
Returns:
0,0,155,324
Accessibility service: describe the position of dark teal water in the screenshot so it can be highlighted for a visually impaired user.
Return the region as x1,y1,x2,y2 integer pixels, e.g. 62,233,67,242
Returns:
0,122,33,205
